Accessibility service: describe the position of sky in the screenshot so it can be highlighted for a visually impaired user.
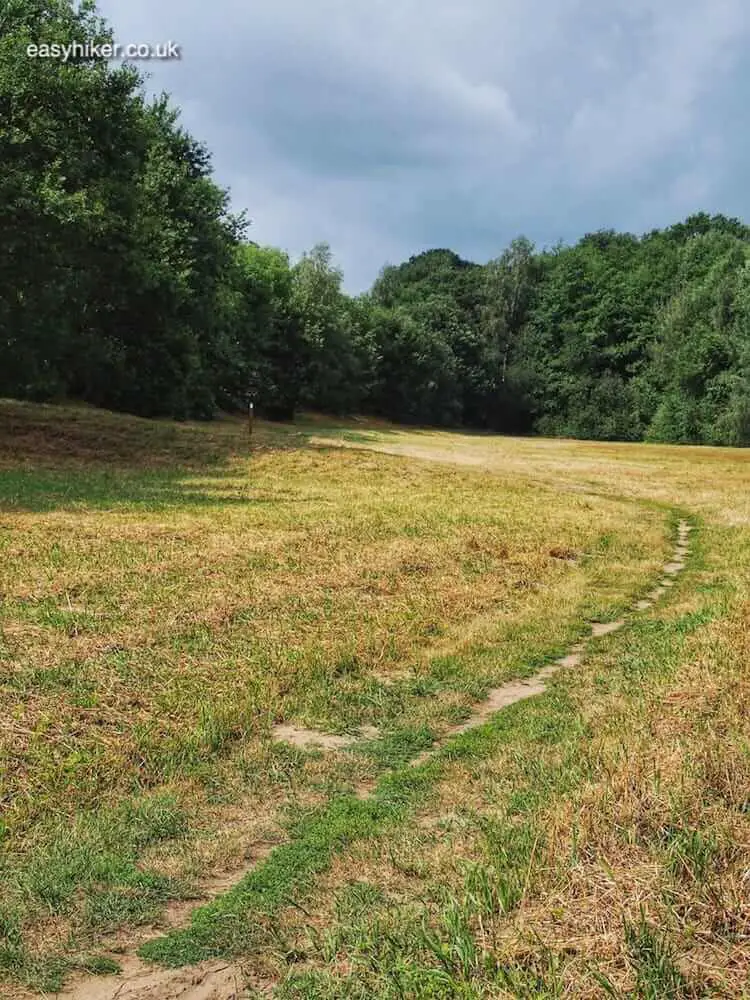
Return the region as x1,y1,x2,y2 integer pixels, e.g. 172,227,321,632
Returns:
97,0,750,292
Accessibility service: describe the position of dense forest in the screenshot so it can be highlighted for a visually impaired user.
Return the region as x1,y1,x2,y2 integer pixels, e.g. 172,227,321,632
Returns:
3,1,750,445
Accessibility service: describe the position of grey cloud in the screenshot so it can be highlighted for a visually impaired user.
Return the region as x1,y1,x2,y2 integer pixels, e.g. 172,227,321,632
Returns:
98,0,750,290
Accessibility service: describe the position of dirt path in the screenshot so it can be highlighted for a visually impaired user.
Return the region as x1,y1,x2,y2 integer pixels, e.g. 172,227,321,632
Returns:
400,520,692,766
56,958,264,1000
431,520,691,738
56,522,693,1000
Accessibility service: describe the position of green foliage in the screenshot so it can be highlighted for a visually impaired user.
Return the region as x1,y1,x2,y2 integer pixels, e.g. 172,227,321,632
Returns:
369,250,492,426
292,243,373,416
623,913,693,999
232,242,305,419
646,234,750,445
515,218,750,444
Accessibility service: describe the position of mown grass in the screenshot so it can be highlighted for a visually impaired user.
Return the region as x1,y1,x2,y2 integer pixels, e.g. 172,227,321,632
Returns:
0,400,671,993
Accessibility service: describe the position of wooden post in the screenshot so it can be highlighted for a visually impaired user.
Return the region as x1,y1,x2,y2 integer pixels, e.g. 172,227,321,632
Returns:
248,399,254,443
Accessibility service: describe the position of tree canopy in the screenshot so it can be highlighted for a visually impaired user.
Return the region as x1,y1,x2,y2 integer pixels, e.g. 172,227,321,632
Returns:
2,2,750,445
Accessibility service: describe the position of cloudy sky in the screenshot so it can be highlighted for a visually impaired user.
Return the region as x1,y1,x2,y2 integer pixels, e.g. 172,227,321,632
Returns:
97,0,749,291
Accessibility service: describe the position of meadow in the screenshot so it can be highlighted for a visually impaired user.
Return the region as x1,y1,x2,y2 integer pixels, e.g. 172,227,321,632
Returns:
1,401,748,997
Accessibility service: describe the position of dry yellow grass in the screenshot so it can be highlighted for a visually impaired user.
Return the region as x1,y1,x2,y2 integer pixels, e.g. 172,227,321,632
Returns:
1,405,663,837
6,405,750,996
0,401,674,993
254,427,750,998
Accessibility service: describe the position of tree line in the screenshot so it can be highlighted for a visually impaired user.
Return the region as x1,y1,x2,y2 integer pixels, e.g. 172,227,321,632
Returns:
3,1,750,445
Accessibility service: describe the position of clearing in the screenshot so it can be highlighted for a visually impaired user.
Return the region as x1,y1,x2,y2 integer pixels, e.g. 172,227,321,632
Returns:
1,402,749,998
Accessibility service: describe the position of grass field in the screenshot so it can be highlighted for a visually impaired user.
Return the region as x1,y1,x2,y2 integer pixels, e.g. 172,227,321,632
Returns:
1,401,749,997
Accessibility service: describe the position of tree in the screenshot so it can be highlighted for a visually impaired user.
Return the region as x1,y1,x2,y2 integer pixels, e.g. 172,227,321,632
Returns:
292,243,369,415
0,0,144,399
0,0,246,418
481,236,538,386
232,243,305,420
647,234,750,444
